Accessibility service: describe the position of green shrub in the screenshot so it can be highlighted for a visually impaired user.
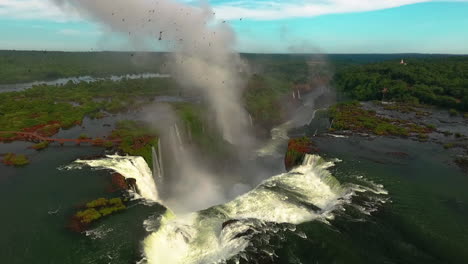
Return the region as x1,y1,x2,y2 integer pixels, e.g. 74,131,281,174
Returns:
75,208,101,223
2,153,29,166
31,141,49,150
86,198,108,208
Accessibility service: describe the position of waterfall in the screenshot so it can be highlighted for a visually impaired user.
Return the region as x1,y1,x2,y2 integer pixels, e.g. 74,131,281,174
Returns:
248,113,253,127
64,155,160,202
152,146,163,183
297,89,302,99
174,124,183,148
157,138,164,182
142,154,388,264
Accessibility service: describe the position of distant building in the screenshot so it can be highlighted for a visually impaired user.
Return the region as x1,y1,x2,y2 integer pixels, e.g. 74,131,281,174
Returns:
400,59,407,66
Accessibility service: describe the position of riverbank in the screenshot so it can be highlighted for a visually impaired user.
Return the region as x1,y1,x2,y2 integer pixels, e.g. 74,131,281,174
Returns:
321,101,468,173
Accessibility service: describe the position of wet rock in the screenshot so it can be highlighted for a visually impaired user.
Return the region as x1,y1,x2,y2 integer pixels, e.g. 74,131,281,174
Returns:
109,173,129,192
222,219,240,229
233,229,255,239
126,178,140,194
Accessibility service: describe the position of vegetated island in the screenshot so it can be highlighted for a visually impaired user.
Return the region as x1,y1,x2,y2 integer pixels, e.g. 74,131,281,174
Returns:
1,153,29,166
0,53,321,166
289,56,468,173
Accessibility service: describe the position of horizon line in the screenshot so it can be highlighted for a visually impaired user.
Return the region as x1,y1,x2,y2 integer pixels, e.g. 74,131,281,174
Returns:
1,49,468,56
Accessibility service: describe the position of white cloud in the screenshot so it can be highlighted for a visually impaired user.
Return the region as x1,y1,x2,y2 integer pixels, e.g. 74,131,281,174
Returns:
0,0,466,22
213,0,430,20
0,0,80,22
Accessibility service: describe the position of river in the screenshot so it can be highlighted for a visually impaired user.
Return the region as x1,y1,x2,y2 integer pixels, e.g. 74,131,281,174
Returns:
1,82,468,263
0,73,170,93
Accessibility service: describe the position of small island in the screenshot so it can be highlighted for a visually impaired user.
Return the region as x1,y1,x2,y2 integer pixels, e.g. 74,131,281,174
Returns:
1,153,29,166
69,197,127,232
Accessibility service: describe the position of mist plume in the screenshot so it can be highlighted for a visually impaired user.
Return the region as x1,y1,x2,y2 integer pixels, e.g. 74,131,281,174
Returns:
52,0,252,148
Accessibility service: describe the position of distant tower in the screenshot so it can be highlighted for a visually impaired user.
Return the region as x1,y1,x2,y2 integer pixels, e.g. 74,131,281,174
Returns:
400,59,405,65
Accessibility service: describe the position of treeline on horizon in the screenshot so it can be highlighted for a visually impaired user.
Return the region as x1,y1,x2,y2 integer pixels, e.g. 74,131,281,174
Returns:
334,57,468,111
0,50,167,84
2,50,464,84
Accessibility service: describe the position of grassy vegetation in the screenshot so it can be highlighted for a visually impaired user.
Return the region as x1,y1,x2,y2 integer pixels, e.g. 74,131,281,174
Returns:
71,197,126,229
0,77,178,139
109,120,158,165
172,103,231,155
30,141,49,150
329,101,433,136
1,153,29,166
244,74,290,127
284,137,318,171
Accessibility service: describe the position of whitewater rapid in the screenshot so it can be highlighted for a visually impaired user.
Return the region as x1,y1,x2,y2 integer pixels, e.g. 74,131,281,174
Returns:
62,153,387,264
141,154,387,264
64,155,160,202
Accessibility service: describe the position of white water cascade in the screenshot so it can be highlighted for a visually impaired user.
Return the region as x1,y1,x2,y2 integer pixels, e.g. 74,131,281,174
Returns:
65,155,160,202
141,154,388,264
157,139,164,182
152,146,163,183
62,150,387,264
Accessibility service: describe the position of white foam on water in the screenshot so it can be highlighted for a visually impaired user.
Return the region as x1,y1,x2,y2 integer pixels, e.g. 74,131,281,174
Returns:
85,225,114,240
61,152,386,264
141,154,381,264
64,155,159,202
326,134,349,138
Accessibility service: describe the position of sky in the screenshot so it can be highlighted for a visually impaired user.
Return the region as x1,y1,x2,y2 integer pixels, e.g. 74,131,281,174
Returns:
0,0,468,53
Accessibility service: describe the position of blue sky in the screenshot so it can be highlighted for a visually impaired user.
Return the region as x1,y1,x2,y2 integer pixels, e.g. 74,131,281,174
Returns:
0,0,467,53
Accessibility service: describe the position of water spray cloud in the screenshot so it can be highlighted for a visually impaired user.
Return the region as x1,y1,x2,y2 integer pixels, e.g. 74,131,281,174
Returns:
52,0,252,147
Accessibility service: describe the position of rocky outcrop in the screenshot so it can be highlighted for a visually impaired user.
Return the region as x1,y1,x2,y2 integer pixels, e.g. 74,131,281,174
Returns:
126,178,140,194
284,137,319,171
108,173,129,192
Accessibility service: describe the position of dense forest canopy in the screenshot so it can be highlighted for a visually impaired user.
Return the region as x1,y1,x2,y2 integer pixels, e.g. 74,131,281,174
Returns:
334,56,468,111
0,50,167,84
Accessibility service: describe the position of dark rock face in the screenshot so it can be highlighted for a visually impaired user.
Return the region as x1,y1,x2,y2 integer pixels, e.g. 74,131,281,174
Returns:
126,178,140,194
109,173,129,192
284,137,319,171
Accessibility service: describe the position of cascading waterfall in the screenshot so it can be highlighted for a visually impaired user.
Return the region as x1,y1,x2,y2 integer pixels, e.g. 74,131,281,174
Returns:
174,123,184,148
157,139,164,182
257,109,318,157
141,154,388,264
152,146,163,182
64,155,160,202
61,150,387,264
